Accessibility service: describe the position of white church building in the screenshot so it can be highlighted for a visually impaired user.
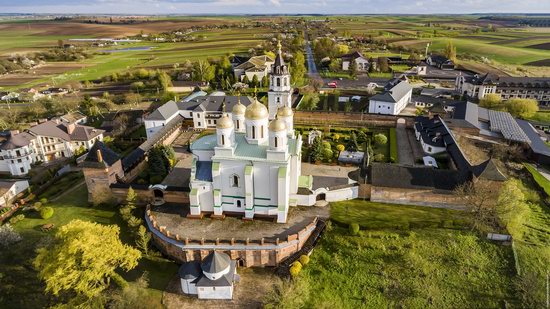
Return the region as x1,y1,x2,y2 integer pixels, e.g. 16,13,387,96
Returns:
188,42,301,223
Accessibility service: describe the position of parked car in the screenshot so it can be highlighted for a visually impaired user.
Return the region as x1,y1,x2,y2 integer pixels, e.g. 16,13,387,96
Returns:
327,81,338,88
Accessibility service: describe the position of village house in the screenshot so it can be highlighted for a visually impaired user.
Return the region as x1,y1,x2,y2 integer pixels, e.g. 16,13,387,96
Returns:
426,54,455,70
0,180,29,207
368,78,412,115
340,51,370,71
233,55,274,83
456,73,550,107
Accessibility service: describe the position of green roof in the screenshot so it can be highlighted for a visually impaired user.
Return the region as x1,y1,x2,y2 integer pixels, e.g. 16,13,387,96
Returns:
190,132,299,161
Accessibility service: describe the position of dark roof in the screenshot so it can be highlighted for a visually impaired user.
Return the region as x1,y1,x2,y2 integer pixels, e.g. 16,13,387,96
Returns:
468,73,550,87
196,260,236,287
179,261,202,280
178,95,254,113
201,251,231,274
516,119,550,157
195,161,213,182
341,51,366,61
414,116,448,148
371,163,467,191
471,159,507,181
429,54,453,65
370,80,412,103
81,141,120,168
448,101,479,129
0,132,35,150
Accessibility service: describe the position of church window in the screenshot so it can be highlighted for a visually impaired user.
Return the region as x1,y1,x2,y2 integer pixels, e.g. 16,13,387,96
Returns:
231,174,240,187
277,97,280,104
252,126,256,139
236,120,240,130
261,126,264,138
274,137,278,148
284,78,288,86
277,78,281,87
221,134,225,145
236,200,242,207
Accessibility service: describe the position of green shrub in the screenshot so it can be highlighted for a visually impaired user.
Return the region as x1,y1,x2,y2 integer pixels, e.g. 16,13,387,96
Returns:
33,202,42,210
389,128,398,162
40,207,54,219
374,133,388,145
9,214,25,224
290,264,302,277
39,198,48,204
149,175,163,184
299,255,310,266
373,154,385,162
349,223,360,236
291,261,303,270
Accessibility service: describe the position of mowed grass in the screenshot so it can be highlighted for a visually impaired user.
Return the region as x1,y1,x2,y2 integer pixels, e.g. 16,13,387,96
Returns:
273,200,517,308
0,177,177,308
523,163,550,196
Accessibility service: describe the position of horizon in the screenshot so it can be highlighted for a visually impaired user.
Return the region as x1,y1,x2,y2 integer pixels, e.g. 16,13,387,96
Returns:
2,0,550,15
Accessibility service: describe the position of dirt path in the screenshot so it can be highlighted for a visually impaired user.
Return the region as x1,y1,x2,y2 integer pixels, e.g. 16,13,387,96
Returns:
396,123,415,166
51,180,86,202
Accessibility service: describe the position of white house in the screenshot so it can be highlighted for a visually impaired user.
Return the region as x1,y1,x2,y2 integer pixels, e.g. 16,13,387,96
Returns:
414,115,450,154
369,79,412,115
233,55,274,83
179,251,238,300
0,117,104,176
341,51,370,71
0,180,29,207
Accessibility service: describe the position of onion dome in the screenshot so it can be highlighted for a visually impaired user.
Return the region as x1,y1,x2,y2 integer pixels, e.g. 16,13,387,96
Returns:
245,99,269,120
269,118,287,132
277,106,293,117
217,114,233,129
232,98,246,115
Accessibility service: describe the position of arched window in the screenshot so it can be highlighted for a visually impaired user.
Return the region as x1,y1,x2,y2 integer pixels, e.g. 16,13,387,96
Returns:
261,126,264,138
236,200,242,207
221,134,225,145
277,97,280,104
236,120,240,130
277,78,281,87
274,136,278,148
252,125,256,139
232,174,239,187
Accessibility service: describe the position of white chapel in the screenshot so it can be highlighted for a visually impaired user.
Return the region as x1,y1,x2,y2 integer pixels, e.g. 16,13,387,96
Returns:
188,41,301,223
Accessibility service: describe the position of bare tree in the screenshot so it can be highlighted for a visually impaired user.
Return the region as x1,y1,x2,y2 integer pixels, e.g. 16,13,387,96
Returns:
454,179,501,232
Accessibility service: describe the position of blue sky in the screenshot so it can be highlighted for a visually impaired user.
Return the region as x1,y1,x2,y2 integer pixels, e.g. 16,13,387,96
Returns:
1,0,550,14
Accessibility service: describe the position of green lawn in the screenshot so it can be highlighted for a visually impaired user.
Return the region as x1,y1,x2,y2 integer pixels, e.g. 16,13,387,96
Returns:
270,200,517,308
0,180,177,308
523,163,550,196
527,111,550,124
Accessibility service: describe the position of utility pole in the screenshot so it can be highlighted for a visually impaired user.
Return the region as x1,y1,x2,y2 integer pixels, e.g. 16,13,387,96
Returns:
425,43,430,59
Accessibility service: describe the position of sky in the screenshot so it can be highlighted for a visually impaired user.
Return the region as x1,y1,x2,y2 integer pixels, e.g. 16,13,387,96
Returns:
1,0,550,15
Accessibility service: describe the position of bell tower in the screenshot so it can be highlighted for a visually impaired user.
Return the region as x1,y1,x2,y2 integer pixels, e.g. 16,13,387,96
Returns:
268,40,292,120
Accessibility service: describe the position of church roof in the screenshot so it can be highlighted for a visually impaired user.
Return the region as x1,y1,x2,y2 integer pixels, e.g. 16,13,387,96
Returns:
201,251,231,274
178,261,202,280
190,133,299,161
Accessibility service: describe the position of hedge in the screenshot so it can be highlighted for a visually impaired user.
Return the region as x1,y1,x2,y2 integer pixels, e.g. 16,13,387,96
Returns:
389,128,398,163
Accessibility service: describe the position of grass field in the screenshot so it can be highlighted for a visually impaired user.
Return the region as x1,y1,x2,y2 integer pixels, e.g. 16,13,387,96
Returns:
270,200,517,308
0,176,177,308
523,163,550,196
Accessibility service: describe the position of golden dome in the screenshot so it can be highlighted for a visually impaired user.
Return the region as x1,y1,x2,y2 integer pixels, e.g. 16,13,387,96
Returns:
232,99,246,115
269,118,287,132
217,114,233,129
277,106,293,117
245,99,268,120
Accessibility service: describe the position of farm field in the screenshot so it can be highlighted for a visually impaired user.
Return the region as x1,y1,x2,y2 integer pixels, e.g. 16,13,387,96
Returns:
268,200,518,308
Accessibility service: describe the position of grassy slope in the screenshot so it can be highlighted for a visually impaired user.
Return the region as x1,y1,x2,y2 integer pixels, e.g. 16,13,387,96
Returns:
277,200,517,308
523,163,550,196
0,178,177,308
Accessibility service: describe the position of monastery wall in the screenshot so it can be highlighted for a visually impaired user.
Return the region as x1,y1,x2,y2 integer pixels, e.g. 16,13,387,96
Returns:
370,186,466,210
145,205,318,267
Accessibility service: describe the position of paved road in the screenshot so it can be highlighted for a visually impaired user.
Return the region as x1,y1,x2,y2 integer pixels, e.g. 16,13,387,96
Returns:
396,122,415,166
304,32,321,80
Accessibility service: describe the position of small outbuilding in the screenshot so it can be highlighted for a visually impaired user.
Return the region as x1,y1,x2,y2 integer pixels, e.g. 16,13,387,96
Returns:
179,251,238,300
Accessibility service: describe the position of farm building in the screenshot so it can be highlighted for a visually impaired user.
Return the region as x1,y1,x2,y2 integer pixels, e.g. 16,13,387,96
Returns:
368,79,412,115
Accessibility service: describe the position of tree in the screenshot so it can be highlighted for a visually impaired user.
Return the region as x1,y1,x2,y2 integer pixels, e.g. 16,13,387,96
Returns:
310,137,324,162
135,225,151,256
496,178,529,236
291,51,306,85
298,93,319,111
377,57,389,73
349,59,358,80
336,144,345,153
157,71,172,91
0,224,22,247
34,220,141,299
57,39,64,48
346,132,359,152
374,133,388,145
479,93,503,109
337,44,350,55
125,93,142,106
261,75,269,88
192,60,215,83
505,98,539,119
251,74,259,88
454,180,501,231
444,41,457,62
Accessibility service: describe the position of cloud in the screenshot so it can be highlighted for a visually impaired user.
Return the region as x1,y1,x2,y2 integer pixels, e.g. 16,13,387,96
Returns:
1,0,550,14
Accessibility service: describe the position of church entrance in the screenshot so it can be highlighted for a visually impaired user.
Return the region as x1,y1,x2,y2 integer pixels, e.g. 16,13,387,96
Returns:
236,200,242,208
316,193,326,201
